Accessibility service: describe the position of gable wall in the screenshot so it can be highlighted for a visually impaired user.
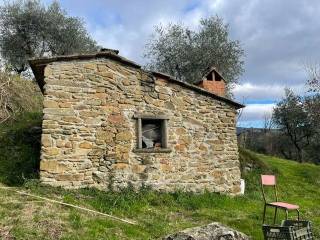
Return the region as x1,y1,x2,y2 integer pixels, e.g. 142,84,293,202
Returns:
40,58,241,194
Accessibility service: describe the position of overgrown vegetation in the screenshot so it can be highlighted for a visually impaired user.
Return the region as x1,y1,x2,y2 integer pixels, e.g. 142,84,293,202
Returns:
0,118,319,239
0,73,42,185
238,148,274,176
0,71,42,123
272,89,320,163
0,111,42,186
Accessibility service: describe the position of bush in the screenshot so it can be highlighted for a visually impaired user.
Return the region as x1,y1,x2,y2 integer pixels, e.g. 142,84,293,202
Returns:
0,111,42,185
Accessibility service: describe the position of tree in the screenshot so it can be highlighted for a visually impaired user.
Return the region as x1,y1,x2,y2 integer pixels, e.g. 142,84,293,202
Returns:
144,16,244,93
0,0,98,74
304,94,320,163
272,89,313,162
305,62,320,93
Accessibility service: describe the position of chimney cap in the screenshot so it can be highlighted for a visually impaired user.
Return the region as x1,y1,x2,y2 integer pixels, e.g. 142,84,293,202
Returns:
201,66,225,81
193,66,226,85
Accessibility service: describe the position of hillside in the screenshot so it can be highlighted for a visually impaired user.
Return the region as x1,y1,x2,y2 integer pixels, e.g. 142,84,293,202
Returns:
0,116,319,239
0,72,42,123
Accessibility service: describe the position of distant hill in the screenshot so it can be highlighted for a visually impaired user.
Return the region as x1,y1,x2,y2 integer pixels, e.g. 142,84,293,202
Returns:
236,127,279,135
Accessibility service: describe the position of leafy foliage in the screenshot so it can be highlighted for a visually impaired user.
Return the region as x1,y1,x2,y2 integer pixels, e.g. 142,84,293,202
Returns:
144,16,244,91
272,89,320,163
0,0,98,73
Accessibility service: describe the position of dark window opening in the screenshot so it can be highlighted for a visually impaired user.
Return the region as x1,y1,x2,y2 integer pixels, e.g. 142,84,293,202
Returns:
215,74,222,81
206,72,213,80
142,119,162,148
205,71,222,81
135,114,169,151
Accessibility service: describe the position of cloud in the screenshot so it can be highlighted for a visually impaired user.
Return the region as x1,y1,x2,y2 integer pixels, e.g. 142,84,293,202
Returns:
240,103,275,121
233,82,307,102
238,103,275,128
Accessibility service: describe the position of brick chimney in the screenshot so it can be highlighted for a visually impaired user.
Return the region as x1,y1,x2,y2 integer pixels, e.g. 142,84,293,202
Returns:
196,67,226,97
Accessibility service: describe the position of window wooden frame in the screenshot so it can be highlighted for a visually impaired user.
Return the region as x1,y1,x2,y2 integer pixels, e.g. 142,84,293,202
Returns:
133,113,171,153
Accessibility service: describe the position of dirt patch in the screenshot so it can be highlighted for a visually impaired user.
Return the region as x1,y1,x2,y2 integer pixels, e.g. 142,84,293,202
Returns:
36,219,63,240
0,226,15,240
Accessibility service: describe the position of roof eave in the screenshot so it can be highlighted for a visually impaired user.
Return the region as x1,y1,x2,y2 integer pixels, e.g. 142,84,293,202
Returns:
152,71,245,109
28,51,141,69
28,51,141,94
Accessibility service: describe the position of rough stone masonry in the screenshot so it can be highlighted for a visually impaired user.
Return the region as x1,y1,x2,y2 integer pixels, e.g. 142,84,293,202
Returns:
29,49,244,194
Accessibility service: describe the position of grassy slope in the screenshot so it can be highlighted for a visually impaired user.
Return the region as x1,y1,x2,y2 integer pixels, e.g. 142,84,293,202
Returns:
0,112,42,186
0,116,319,239
0,72,42,122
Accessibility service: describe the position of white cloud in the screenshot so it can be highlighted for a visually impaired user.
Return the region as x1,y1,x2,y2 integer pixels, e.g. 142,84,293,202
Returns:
233,82,307,101
240,103,275,122
237,103,276,128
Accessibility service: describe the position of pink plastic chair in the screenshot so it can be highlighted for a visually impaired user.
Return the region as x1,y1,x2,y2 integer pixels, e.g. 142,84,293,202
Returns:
261,175,300,224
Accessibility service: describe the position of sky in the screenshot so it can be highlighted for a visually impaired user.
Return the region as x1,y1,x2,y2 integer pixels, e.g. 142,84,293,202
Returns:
19,0,320,127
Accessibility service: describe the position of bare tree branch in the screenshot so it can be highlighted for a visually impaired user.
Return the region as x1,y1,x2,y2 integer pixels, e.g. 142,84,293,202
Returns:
304,61,320,92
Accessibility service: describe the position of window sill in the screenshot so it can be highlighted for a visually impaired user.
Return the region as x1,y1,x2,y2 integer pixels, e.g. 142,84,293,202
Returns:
133,148,172,153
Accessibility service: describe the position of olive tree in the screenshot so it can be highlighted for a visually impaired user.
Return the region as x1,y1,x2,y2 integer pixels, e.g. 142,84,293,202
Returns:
0,0,98,74
272,89,314,162
144,16,244,93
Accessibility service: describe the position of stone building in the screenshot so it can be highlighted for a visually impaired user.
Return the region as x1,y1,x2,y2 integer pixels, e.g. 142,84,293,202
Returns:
29,49,244,194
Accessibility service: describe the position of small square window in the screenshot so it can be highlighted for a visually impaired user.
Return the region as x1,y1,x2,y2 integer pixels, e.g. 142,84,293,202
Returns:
134,114,170,152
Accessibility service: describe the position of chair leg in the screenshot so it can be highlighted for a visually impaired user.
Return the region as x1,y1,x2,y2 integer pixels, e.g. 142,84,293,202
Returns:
273,207,278,224
297,209,300,220
262,204,267,224
285,209,288,220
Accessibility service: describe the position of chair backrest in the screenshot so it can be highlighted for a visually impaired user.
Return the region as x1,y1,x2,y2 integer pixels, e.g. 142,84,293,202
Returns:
261,175,278,203
261,175,276,186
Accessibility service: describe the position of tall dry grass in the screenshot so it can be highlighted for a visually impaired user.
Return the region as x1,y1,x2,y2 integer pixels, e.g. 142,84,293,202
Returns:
0,72,42,123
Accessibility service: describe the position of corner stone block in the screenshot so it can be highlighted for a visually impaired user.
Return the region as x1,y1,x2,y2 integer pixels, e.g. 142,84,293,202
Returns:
56,174,85,181
43,147,60,156
40,160,58,172
43,108,75,116
43,100,59,108
44,66,53,77
42,134,53,147
40,160,68,173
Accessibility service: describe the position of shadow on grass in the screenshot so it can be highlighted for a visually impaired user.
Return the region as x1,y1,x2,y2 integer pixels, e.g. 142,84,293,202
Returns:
0,112,42,186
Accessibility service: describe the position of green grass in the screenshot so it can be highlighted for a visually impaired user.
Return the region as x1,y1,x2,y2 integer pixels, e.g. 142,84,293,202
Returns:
0,111,42,186
0,114,319,239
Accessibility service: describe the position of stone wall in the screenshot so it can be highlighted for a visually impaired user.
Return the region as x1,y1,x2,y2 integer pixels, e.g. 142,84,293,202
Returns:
40,58,241,194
